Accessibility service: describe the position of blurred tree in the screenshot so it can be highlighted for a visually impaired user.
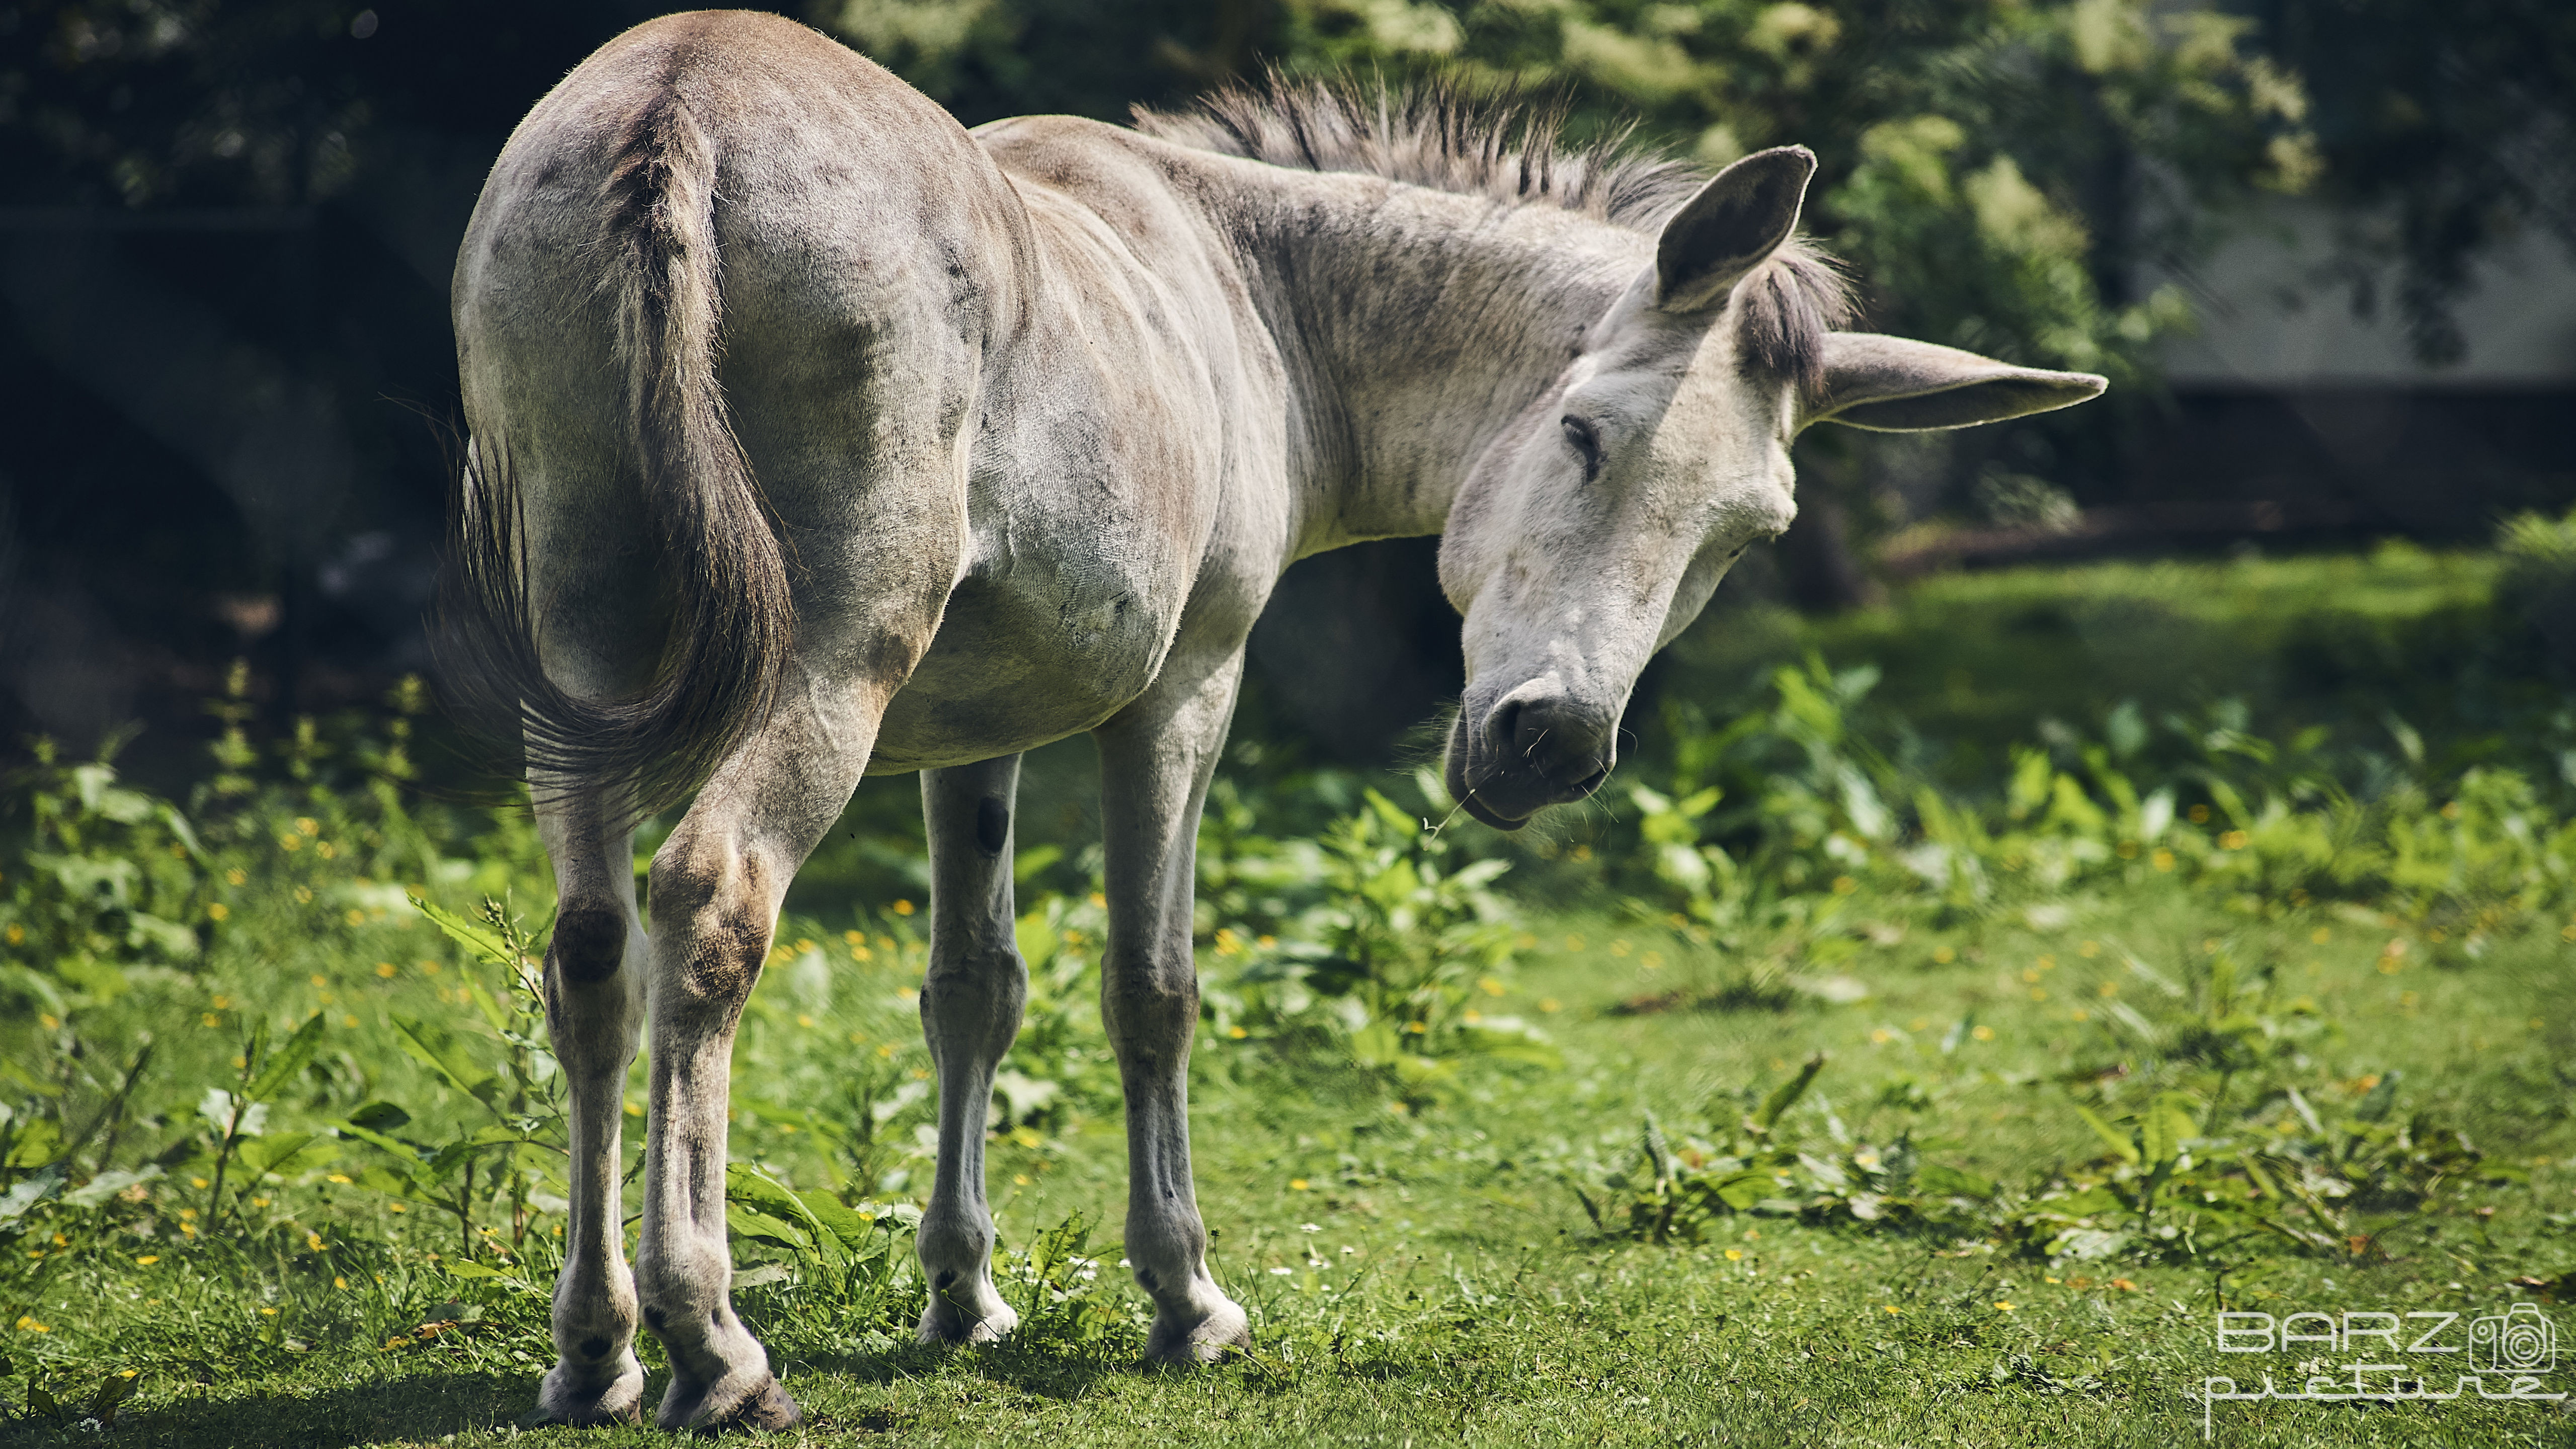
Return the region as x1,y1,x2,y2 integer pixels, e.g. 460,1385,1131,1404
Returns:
1260,0,2316,390
0,0,370,208
1247,0,2319,602
0,0,2434,758
0,2,710,207
2256,0,2576,365
809,0,1277,122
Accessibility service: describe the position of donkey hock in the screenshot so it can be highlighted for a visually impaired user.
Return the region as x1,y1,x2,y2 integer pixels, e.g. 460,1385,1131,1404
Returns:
447,11,2104,1429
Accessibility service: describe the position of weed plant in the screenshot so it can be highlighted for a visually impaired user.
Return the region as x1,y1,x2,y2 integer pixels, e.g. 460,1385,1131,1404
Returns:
0,553,2570,1444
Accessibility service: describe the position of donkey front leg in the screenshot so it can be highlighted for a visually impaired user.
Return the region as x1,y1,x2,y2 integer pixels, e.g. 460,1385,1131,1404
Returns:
914,755,1030,1343
632,679,883,1431
1095,654,1251,1364
531,792,649,1426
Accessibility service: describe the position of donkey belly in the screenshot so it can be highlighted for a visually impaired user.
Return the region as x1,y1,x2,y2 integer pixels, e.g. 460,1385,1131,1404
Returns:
868,565,1170,772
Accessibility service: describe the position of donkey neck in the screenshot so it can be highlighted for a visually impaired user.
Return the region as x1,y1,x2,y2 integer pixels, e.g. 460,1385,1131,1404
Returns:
1228,171,1647,552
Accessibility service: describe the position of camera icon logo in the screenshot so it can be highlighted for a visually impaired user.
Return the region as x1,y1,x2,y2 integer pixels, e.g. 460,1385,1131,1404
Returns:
2468,1303,2557,1374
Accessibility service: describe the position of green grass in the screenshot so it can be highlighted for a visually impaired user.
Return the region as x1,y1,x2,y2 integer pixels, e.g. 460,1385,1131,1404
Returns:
7,548,2576,1446
7,890,2571,1447
1662,543,2537,783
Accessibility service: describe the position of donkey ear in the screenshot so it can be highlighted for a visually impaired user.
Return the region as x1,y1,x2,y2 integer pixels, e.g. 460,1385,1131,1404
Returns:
1654,145,1816,313
1805,333,2107,431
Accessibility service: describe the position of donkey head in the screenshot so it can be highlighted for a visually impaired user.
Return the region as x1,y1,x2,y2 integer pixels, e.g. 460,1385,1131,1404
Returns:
1438,145,2106,829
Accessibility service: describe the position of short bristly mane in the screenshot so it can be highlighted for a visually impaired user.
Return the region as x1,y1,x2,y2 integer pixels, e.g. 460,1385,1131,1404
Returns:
1134,73,1856,389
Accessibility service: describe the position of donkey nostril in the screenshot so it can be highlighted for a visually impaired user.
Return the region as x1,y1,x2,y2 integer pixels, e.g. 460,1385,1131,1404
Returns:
1510,698,1576,763
1512,703,1560,758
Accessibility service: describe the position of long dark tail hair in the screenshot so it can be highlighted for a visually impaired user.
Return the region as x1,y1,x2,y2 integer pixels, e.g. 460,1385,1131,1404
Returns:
439,90,793,824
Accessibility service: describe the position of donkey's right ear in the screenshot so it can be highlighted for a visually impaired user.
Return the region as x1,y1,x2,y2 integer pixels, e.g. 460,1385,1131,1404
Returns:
1804,333,2107,431
1654,146,1816,313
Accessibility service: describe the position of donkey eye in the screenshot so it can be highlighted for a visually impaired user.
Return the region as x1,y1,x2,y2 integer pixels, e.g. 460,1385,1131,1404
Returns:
1561,415,1602,481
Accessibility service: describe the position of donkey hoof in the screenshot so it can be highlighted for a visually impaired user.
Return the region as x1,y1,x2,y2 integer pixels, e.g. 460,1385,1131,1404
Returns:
658,1372,802,1434
916,1298,1019,1345
530,1356,647,1426
1144,1299,1250,1366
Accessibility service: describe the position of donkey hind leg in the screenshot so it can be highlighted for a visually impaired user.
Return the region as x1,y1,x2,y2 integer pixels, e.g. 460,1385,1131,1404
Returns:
915,755,1031,1343
531,791,650,1425
1096,653,1253,1364
632,671,887,1431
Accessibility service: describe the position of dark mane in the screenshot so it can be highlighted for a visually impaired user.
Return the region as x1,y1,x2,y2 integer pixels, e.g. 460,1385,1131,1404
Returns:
1134,74,1856,389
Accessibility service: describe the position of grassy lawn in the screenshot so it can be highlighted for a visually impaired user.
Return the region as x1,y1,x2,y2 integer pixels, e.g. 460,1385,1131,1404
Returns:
1659,543,2536,783
11,890,2571,1447
6,551,2574,1446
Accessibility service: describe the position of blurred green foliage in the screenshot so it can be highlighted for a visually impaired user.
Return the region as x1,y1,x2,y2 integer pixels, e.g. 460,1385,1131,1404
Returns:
815,0,2311,391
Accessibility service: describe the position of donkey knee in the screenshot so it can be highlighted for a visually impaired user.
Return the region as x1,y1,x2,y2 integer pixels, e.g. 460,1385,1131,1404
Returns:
1102,970,1199,1050
549,899,629,987
920,948,1028,1050
646,842,775,1008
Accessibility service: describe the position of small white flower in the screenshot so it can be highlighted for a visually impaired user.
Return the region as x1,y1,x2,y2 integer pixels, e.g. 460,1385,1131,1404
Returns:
1299,1223,1322,1233
1269,1266,1293,1276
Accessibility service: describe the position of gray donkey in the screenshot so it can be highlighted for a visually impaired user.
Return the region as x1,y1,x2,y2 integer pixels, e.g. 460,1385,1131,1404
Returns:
447,9,2104,1429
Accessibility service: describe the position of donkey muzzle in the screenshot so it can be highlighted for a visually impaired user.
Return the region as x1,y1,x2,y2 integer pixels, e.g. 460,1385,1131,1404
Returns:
1443,691,1615,829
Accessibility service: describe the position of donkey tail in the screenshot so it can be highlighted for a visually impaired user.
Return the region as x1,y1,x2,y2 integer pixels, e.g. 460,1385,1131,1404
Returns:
441,89,793,822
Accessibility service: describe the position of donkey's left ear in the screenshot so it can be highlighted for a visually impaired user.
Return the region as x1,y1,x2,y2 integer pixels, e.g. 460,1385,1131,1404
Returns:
1803,333,2107,431
1655,146,1816,313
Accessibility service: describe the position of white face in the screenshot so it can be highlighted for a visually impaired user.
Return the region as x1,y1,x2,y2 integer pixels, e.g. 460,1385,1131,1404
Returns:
1438,277,1798,827
1431,143,2107,829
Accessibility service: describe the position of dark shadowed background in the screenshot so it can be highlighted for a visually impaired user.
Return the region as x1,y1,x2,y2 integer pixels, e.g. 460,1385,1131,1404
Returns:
2,0,2569,790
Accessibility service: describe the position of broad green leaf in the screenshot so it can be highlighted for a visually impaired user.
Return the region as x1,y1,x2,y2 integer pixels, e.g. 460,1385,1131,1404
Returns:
62,1166,161,1209
355,1164,422,1196
795,1189,879,1245
0,1166,64,1225
246,1013,327,1103
86,1371,140,1421
461,978,511,1035
725,1162,842,1257
1010,844,1064,884
2352,1071,2401,1122
1454,1020,1563,1069
156,802,204,857
1712,1170,1775,1211
1751,1053,1826,1132
1916,1163,1999,1198
1014,909,1059,972
235,1133,327,1177
1641,1112,1674,1186
2070,1102,2142,1165
724,1203,813,1254
337,1118,425,1162
2140,1093,2198,1168
124,912,200,959
1346,1019,1404,1067
2048,1227,2131,1260
348,1101,413,1133
1362,787,1418,838
410,895,515,966
444,1261,507,1279
198,1089,268,1139
7,1116,63,1169
391,1015,498,1100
